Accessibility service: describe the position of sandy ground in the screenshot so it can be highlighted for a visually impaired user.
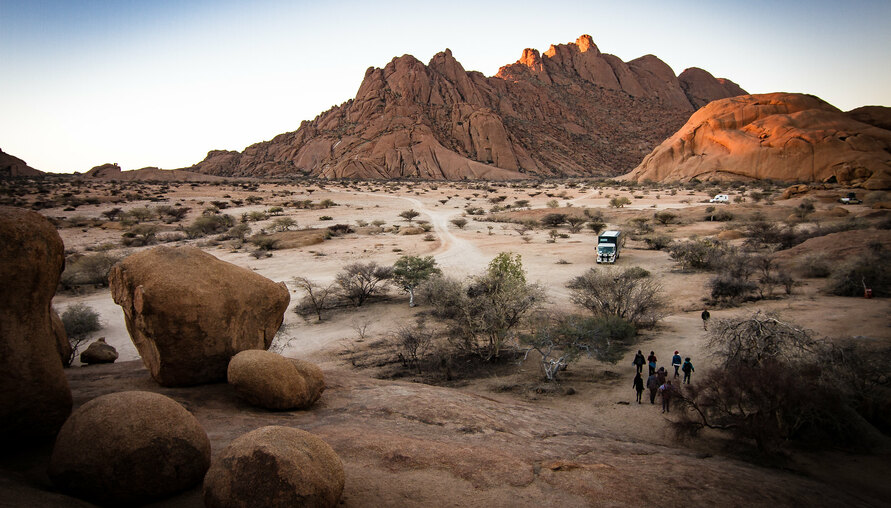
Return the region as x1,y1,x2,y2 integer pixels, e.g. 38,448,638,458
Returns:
14,178,890,504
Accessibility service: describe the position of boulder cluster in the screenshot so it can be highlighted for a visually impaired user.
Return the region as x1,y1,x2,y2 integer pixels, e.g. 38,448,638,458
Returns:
108,245,290,386
0,211,343,505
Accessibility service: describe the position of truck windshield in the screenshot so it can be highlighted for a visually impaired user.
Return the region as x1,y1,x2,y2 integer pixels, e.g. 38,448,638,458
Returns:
598,245,614,253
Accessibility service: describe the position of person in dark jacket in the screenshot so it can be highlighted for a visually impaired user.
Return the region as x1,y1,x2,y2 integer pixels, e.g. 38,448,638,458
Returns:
701,309,711,330
647,351,658,375
656,366,667,387
682,357,695,384
659,380,675,413
646,372,660,404
632,350,646,374
633,372,644,404
671,351,682,378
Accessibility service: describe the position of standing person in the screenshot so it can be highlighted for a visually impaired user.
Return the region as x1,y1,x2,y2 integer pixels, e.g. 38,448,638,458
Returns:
632,350,646,374
659,380,675,413
701,308,711,331
682,357,695,384
646,371,660,404
633,372,644,404
671,351,682,378
656,366,667,387
647,351,658,376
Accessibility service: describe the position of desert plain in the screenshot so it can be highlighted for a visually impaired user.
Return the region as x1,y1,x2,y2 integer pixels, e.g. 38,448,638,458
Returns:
3,175,891,506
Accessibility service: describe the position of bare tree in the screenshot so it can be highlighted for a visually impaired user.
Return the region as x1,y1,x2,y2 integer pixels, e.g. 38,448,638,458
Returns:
335,262,393,307
567,267,666,328
293,276,335,321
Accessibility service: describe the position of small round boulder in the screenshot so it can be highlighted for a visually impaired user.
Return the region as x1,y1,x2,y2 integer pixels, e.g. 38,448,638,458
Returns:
203,426,344,508
48,391,211,506
227,350,324,410
79,338,118,364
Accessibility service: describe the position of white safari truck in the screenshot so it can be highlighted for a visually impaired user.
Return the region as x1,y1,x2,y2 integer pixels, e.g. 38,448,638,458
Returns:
596,230,622,264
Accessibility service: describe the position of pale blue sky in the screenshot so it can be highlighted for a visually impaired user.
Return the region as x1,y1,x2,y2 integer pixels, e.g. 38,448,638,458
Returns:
1,0,889,173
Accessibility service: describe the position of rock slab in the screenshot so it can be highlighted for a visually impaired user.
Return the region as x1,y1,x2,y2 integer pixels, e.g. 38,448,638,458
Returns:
626,93,891,189
227,350,325,410
48,390,210,506
0,206,72,442
109,245,290,386
203,426,344,508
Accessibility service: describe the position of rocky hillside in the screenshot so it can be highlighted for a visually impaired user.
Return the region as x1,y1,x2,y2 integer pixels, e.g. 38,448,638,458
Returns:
624,93,891,189
0,149,43,178
188,35,746,180
84,163,226,182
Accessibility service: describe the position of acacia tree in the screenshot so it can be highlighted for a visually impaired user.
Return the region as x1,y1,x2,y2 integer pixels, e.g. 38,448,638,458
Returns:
521,312,635,381
399,209,421,223
464,253,544,360
292,276,335,321
392,255,441,307
673,312,885,453
335,262,393,307
421,252,545,361
567,267,666,328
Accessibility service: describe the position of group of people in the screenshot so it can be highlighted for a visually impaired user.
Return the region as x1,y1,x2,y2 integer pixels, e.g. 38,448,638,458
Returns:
631,349,694,413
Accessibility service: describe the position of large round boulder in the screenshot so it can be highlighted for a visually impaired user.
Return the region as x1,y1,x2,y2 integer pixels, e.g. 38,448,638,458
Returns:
227,350,325,410
0,206,72,442
48,391,210,505
79,338,118,364
109,246,290,386
203,426,344,508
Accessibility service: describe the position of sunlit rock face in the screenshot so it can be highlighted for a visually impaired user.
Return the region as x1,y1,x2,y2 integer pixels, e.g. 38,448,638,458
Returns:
625,93,891,189
190,35,745,180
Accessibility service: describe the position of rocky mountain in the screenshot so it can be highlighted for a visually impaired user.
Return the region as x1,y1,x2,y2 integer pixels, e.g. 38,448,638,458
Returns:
188,35,746,180
0,149,43,178
624,93,891,189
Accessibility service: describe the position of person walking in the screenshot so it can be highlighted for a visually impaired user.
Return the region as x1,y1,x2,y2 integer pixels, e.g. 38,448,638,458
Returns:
659,380,675,413
671,351,682,378
682,357,695,384
646,371,660,404
647,351,658,376
633,372,644,404
656,366,667,387
632,350,646,374
701,308,711,331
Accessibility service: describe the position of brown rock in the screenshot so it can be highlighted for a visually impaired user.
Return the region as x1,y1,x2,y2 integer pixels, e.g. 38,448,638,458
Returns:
109,246,290,386
847,105,891,131
0,149,43,177
227,350,324,410
79,338,118,365
717,230,743,241
0,206,72,442
51,308,72,367
188,36,745,180
203,426,344,508
781,184,811,200
626,93,891,189
679,67,747,109
48,391,210,506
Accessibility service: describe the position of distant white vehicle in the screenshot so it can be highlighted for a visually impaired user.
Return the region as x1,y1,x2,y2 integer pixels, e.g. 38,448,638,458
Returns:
709,194,729,203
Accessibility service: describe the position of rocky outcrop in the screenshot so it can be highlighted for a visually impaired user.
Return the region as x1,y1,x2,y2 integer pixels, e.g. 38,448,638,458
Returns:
84,163,225,182
0,206,72,443
48,391,210,506
109,246,290,386
203,426,344,508
228,351,325,410
50,309,72,367
625,93,891,189
679,67,747,109
847,106,891,131
189,35,746,180
79,338,118,365
0,149,43,177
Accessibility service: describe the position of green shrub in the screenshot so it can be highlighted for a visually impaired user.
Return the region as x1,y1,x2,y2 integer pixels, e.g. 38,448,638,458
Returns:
61,303,100,339
60,253,121,289
827,251,891,297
